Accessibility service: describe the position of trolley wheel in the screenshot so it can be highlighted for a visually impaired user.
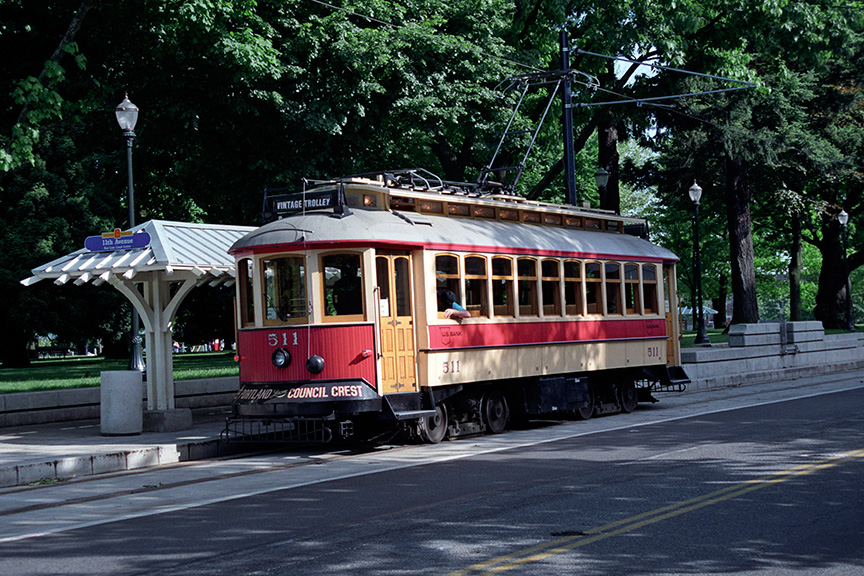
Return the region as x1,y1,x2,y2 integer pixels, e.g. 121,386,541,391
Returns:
418,403,448,444
575,384,595,420
483,389,509,434
619,380,638,414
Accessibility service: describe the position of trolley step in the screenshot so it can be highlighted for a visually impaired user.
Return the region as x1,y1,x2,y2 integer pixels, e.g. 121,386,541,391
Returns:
643,365,690,393
390,409,437,421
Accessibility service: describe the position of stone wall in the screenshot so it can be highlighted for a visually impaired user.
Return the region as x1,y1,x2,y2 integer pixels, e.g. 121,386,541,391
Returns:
0,376,238,428
681,321,864,390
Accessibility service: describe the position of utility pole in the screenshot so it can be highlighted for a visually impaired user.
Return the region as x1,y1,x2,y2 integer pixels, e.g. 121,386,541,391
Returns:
561,30,577,206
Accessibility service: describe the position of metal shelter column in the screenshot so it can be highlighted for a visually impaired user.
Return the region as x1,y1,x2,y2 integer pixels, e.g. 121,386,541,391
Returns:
110,273,198,410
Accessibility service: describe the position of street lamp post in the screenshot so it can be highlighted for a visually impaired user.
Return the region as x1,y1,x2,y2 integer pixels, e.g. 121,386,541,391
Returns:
594,167,609,208
115,94,145,372
689,181,710,345
838,209,855,332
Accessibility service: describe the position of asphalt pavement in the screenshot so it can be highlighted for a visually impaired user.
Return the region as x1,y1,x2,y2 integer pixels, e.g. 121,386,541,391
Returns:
3,367,864,489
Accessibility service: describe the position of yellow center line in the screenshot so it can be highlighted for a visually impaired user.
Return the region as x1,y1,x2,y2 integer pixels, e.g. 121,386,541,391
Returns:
443,448,864,576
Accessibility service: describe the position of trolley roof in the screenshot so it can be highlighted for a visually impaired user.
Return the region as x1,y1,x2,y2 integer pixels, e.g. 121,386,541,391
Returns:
235,170,678,262
231,208,677,262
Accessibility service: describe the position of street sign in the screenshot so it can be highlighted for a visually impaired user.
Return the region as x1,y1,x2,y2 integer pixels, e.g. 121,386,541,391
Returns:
85,228,151,252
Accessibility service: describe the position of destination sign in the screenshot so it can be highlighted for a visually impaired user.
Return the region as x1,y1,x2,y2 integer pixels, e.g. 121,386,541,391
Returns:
235,381,375,403
266,189,339,217
84,229,151,252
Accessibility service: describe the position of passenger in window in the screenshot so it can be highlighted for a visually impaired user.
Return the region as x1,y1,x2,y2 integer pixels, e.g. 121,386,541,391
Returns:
438,289,471,319
332,263,362,315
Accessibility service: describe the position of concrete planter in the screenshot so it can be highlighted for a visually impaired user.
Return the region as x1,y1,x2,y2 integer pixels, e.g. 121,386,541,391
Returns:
100,371,144,435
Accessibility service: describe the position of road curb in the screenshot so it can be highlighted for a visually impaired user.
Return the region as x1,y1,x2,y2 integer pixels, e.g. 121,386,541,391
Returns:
0,437,226,489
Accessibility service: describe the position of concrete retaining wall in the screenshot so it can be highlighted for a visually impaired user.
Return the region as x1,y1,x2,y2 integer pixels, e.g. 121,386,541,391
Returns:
0,376,238,428
682,321,864,390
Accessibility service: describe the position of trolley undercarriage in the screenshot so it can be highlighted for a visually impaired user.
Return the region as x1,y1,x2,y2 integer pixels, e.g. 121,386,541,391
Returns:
223,366,688,444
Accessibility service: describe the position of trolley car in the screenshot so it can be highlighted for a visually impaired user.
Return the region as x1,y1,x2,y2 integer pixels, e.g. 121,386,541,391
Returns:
225,168,689,443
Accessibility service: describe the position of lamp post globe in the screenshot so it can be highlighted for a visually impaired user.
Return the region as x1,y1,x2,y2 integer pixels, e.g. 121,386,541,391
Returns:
689,181,710,345
688,181,703,204
115,95,139,133
116,94,145,372
594,167,609,188
594,167,609,208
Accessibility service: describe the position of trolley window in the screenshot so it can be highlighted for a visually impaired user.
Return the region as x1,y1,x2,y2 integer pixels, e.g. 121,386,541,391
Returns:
436,254,463,317
322,253,364,319
642,264,659,314
563,260,583,316
464,255,489,318
624,263,641,315
237,258,254,327
517,258,538,317
605,262,622,315
491,256,514,317
263,256,306,324
541,259,561,316
377,255,412,318
376,257,390,317
585,261,602,315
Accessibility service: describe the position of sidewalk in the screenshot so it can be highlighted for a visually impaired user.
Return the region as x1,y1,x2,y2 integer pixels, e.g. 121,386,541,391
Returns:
0,407,236,488
3,361,862,489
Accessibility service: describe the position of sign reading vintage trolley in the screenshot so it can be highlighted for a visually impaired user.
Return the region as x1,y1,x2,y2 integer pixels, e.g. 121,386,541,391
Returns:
263,184,352,221
85,228,151,252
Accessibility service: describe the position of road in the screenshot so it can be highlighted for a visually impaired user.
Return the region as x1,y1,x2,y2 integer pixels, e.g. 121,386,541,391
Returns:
0,374,862,576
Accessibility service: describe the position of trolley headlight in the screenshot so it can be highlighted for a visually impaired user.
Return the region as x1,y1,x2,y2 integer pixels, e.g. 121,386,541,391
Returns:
306,354,325,374
271,348,292,369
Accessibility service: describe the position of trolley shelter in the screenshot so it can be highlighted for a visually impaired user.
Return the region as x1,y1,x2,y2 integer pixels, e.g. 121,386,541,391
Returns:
21,220,255,411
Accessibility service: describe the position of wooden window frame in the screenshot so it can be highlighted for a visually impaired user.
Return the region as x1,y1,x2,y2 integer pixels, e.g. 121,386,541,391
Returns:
517,257,539,317
605,262,622,315
491,256,514,317
541,258,562,317
435,253,463,319
262,255,307,326
320,252,366,323
624,263,641,315
464,254,489,318
563,259,583,316
642,263,659,314
237,257,255,327
585,261,603,315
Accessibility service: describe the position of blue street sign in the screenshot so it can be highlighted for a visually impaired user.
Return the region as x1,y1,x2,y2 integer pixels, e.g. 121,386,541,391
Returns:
85,229,151,252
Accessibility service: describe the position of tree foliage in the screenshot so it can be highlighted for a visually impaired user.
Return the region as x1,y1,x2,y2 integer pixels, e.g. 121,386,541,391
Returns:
1,0,862,366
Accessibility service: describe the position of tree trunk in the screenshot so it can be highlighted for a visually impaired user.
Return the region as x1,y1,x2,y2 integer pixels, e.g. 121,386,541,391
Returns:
15,0,95,125
813,219,849,329
597,118,620,213
0,322,32,368
789,214,802,321
527,110,604,201
725,156,759,324
431,133,473,182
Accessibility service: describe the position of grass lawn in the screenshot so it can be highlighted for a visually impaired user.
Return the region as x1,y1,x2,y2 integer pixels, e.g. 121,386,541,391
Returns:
680,328,729,348
0,352,238,394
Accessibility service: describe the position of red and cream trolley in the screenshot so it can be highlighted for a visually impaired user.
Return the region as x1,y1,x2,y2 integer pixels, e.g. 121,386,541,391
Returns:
226,169,688,443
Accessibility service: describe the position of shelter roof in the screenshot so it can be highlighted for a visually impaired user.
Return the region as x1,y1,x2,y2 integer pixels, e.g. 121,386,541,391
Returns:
22,220,255,287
